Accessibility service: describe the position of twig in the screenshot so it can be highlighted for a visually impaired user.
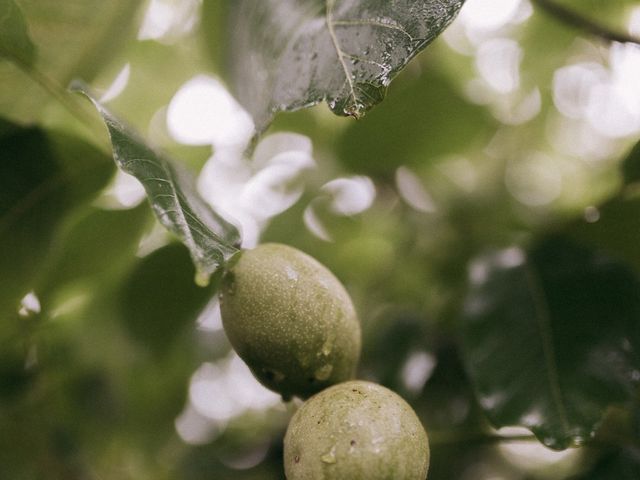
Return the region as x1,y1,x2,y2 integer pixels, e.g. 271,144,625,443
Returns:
532,0,640,46
429,431,537,447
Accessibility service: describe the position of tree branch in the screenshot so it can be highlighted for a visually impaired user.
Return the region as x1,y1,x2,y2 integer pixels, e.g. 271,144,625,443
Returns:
429,431,537,447
532,0,640,46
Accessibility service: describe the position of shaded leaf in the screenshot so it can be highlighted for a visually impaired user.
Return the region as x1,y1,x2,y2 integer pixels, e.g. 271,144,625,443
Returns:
0,0,36,64
0,0,142,123
459,236,640,450
120,243,217,357
36,204,150,305
73,85,241,284
0,120,112,319
227,0,466,130
564,195,640,273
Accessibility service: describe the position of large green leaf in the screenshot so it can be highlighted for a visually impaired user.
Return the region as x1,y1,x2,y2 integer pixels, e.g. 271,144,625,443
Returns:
120,243,217,357
73,86,241,285
560,141,640,273
226,0,466,130
0,0,142,123
0,120,113,320
564,195,640,273
459,236,640,450
0,0,35,64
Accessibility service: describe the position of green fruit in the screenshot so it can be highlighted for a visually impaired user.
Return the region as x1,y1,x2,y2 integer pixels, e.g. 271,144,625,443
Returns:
220,243,361,399
284,380,430,480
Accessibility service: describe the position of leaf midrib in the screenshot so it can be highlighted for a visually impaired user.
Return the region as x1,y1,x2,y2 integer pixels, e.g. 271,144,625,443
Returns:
524,261,571,434
325,0,357,109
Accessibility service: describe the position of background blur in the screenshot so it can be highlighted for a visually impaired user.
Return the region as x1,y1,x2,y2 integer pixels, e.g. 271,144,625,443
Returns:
2,0,640,479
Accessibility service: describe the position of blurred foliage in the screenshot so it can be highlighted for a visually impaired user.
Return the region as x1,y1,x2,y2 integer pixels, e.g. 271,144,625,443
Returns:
2,0,640,479
0,0,142,124
0,121,113,319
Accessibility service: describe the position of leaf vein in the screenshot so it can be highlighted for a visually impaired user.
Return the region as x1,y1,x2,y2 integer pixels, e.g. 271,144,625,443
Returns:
325,0,357,109
523,262,571,434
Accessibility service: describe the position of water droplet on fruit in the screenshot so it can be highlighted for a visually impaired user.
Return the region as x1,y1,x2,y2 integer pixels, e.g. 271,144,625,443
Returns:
321,445,337,464
285,265,299,281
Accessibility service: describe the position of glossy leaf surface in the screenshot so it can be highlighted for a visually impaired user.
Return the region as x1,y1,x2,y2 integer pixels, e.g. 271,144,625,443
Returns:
460,237,640,450
227,0,466,129
73,86,241,284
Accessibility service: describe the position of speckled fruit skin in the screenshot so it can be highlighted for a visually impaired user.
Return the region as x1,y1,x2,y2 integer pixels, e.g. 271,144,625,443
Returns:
220,243,361,400
284,380,430,480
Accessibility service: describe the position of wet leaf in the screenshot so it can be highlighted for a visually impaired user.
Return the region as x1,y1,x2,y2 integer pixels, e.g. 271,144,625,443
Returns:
226,0,466,130
459,236,640,450
0,0,36,64
73,85,241,284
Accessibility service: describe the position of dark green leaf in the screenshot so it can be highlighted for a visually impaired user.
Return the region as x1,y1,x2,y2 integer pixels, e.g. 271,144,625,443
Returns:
0,0,142,123
564,195,640,273
0,121,112,319
227,0,466,130
120,243,217,357
0,0,36,64
73,85,241,285
459,236,640,450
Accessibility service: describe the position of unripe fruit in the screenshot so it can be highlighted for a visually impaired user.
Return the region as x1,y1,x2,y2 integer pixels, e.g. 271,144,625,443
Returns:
284,380,430,480
220,243,361,400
